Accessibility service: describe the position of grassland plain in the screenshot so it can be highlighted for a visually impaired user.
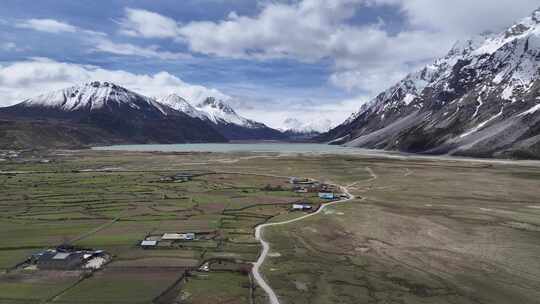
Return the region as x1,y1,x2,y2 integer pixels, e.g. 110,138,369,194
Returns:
0,149,539,304
0,150,330,304
257,158,540,304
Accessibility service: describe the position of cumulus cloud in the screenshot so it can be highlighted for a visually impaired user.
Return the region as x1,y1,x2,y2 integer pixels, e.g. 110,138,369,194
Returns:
12,17,188,60
0,58,229,107
118,8,182,38
236,95,369,131
91,38,192,60
114,1,447,99
118,0,540,99
1,42,18,51
15,18,105,36
398,0,540,35
16,18,78,33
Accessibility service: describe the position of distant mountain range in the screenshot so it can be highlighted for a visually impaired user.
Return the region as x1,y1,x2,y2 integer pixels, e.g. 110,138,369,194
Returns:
4,9,540,158
157,94,285,140
319,8,540,159
0,81,283,149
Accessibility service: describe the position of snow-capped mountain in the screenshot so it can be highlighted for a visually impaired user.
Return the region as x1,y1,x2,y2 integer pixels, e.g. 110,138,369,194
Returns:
155,94,206,120
0,81,226,148
319,8,540,159
282,117,332,133
19,81,171,114
158,94,285,140
195,97,261,128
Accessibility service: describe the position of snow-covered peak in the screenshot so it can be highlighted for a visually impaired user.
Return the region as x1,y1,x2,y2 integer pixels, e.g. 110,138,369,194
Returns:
340,7,540,126
197,97,236,115
195,97,258,127
282,117,332,133
21,81,161,112
157,94,206,119
157,95,263,128
533,8,540,22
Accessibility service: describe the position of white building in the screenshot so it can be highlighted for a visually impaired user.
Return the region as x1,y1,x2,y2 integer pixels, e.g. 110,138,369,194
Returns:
161,233,195,241
292,204,313,211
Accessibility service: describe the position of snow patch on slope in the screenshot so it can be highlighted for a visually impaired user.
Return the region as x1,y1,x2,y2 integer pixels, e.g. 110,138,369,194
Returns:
460,107,504,138
519,103,540,116
156,94,205,119
158,94,263,129
22,81,162,112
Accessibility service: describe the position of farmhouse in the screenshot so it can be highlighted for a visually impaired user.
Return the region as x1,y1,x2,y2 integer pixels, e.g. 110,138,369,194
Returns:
294,186,308,193
140,240,158,249
36,250,85,270
319,192,335,200
160,173,193,183
162,233,196,241
32,247,108,271
292,204,313,211
289,177,313,185
173,173,193,182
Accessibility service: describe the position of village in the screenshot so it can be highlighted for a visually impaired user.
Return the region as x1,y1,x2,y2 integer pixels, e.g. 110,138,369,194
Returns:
140,175,343,249
0,164,346,303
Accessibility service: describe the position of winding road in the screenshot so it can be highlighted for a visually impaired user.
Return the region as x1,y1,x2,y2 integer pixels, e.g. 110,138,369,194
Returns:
251,183,357,304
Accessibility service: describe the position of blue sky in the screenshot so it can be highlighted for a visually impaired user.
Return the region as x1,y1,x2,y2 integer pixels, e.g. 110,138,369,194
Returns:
0,0,538,130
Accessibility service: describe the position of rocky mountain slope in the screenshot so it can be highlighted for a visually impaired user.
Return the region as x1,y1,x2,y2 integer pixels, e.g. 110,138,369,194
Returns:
158,94,285,140
0,81,226,148
319,8,540,159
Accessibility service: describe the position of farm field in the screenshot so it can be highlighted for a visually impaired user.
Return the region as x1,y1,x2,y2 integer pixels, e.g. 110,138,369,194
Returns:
1,149,540,303
0,150,329,304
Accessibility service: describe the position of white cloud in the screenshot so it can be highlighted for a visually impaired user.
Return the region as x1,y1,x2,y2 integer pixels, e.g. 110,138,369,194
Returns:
12,17,187,60
115,2,447,100
15,18,105,36
118,8,181,38
1,42,18,51
0,58,228,107
16,18,78,33
398,0,540,35
91,38,191,60
236,95,369,131
329,63,417,93
118,1,540,101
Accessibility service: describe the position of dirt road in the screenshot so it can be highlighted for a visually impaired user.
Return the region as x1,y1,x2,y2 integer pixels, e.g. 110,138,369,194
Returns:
251,183,357,304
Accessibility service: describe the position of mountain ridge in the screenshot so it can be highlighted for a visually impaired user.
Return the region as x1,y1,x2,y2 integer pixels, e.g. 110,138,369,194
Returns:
157,94,286,140
0,82,287,149
0,81,227,148
318,8,540,159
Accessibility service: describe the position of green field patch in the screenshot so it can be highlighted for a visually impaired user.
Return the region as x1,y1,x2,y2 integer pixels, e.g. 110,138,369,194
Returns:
0,270,80,302
0,249,37,270
109,257,198,268
181,272,251,304
0,219,109,248
54,268,183,304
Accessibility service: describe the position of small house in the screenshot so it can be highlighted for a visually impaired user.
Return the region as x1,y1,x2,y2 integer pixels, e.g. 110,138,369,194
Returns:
289,177,311,185
292,204,313,211
140,240,158,249
161,233,195,241
173,173,193,182
37,250,85,270
319,192,335,200
294,186,308,193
